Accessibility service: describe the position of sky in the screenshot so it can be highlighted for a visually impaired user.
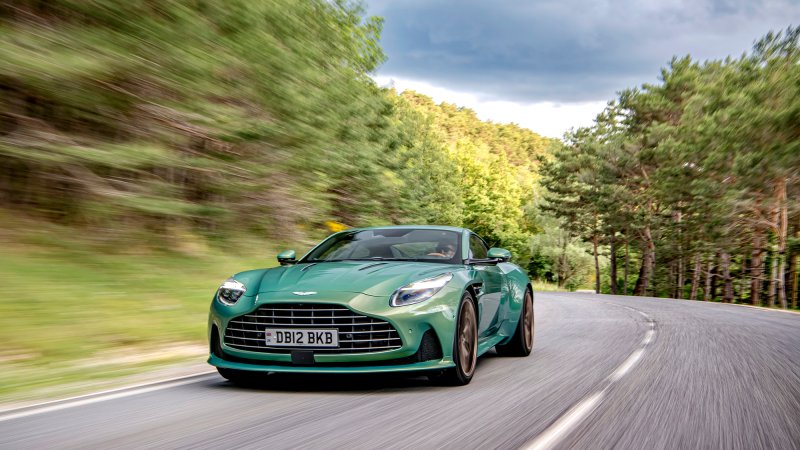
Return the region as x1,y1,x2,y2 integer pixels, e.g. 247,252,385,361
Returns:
365,0,800,138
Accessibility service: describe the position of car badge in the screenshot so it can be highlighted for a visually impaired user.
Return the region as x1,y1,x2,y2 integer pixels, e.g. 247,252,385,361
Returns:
292,291,317,296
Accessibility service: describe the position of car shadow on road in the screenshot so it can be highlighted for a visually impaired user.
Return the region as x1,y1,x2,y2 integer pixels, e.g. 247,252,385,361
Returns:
207,372,434,393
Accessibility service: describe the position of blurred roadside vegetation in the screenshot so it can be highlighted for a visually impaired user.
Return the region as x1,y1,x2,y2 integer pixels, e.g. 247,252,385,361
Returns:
0,0,552,253
0,1,567,397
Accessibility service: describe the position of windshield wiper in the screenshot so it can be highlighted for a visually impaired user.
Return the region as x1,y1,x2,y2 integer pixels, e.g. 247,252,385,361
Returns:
359,261,389,271
304,258,388,262
347,257,440,262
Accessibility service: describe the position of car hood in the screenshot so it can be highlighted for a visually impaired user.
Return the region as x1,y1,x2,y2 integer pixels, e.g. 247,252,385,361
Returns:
255,261,456,297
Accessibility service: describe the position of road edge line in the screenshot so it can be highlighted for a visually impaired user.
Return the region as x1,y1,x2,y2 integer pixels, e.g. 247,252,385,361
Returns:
0,370,216,422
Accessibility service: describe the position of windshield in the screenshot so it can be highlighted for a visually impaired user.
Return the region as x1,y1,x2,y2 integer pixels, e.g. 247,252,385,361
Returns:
302,228,462,264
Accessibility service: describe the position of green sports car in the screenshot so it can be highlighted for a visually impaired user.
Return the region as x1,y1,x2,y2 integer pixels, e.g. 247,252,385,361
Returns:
208,225,534,385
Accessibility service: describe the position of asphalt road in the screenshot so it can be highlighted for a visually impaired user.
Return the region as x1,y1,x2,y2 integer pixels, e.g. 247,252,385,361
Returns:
2,293,799,449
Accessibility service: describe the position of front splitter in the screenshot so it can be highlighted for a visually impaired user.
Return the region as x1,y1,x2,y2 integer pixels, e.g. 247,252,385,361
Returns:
208,354,454,374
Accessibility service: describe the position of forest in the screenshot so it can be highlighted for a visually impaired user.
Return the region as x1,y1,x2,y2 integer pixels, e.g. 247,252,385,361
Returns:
541,27,800,308
1,1,798,310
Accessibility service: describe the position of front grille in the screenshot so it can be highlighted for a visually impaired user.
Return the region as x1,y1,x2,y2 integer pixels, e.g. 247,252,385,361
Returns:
224,303,402,354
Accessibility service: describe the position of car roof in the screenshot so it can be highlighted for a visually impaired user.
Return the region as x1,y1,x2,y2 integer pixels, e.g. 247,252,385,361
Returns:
348,225,467,233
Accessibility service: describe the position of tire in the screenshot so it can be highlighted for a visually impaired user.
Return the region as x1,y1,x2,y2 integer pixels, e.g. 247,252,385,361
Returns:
495,288,534,357
431,291,478,386
217,367,261,386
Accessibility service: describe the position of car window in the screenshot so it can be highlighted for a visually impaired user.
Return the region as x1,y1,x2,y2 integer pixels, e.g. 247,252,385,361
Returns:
469,234,489,259
303,228,462,263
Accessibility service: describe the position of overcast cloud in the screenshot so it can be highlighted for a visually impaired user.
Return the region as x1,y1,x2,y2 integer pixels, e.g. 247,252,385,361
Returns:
367,0,799,104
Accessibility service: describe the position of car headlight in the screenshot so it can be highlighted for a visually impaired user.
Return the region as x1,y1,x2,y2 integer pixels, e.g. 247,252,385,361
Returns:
390,273,453,307
217,278,246,305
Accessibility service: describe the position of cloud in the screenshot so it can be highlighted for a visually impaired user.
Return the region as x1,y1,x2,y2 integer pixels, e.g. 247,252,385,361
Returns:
375,75,606,138
366,0,800,103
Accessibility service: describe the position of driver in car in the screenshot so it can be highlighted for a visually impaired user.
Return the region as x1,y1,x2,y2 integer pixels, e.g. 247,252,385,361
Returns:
428,243,456,258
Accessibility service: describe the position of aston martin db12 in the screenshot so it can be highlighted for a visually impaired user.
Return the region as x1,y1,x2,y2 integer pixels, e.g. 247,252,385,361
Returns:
208,226,533,385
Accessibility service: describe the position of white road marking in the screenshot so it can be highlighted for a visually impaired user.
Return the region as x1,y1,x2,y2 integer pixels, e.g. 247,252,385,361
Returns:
522,303,656,450
642,329,655,345
624,305,653,322
525,392,605,450
0,371,216,422
609,349,644,382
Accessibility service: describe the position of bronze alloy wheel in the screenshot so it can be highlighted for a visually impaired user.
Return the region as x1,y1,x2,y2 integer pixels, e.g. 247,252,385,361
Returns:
494,288,534,357
523,290,533,351
458,298,478,377
432,292,479,385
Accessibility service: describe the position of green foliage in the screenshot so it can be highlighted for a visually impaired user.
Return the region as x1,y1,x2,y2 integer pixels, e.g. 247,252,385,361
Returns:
393,91,551,264
0,1,552,265
541,26,800,306
525,210,595,289
1,0,395,240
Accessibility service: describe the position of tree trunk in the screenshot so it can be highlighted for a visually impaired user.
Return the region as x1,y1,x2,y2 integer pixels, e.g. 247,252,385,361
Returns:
634,255,648,296
721,251,733,303
633,226,655,296
675,210,683,299
557,233,568,288
768,249,778,308
690,254,702,300
704,257,714,301
777,178,788,309
767,199,777,307
592,234,600,294
624,235,630,295
751,232,765,306
610,232,618,295
778,250,787,309
668,261,675,298
789,250,798,310
709,252,719,301
739,270,749,304
650,244,657,296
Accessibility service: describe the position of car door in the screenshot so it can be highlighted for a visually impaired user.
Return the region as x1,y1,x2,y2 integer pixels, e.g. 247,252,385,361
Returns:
469,233,504,337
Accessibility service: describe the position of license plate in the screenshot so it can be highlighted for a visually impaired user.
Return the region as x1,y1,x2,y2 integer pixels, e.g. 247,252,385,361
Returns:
264,328,339,347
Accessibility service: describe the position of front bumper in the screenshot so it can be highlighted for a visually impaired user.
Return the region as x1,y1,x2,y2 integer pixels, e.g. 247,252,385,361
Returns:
208,287,462,372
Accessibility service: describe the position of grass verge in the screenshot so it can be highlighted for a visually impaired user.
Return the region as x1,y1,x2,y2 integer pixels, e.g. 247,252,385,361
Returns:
0,212,284,402
531,280,568,292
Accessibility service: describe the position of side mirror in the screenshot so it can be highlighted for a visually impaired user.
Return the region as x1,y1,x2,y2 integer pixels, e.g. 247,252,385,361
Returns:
487,248,511,262
277,250,297,266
